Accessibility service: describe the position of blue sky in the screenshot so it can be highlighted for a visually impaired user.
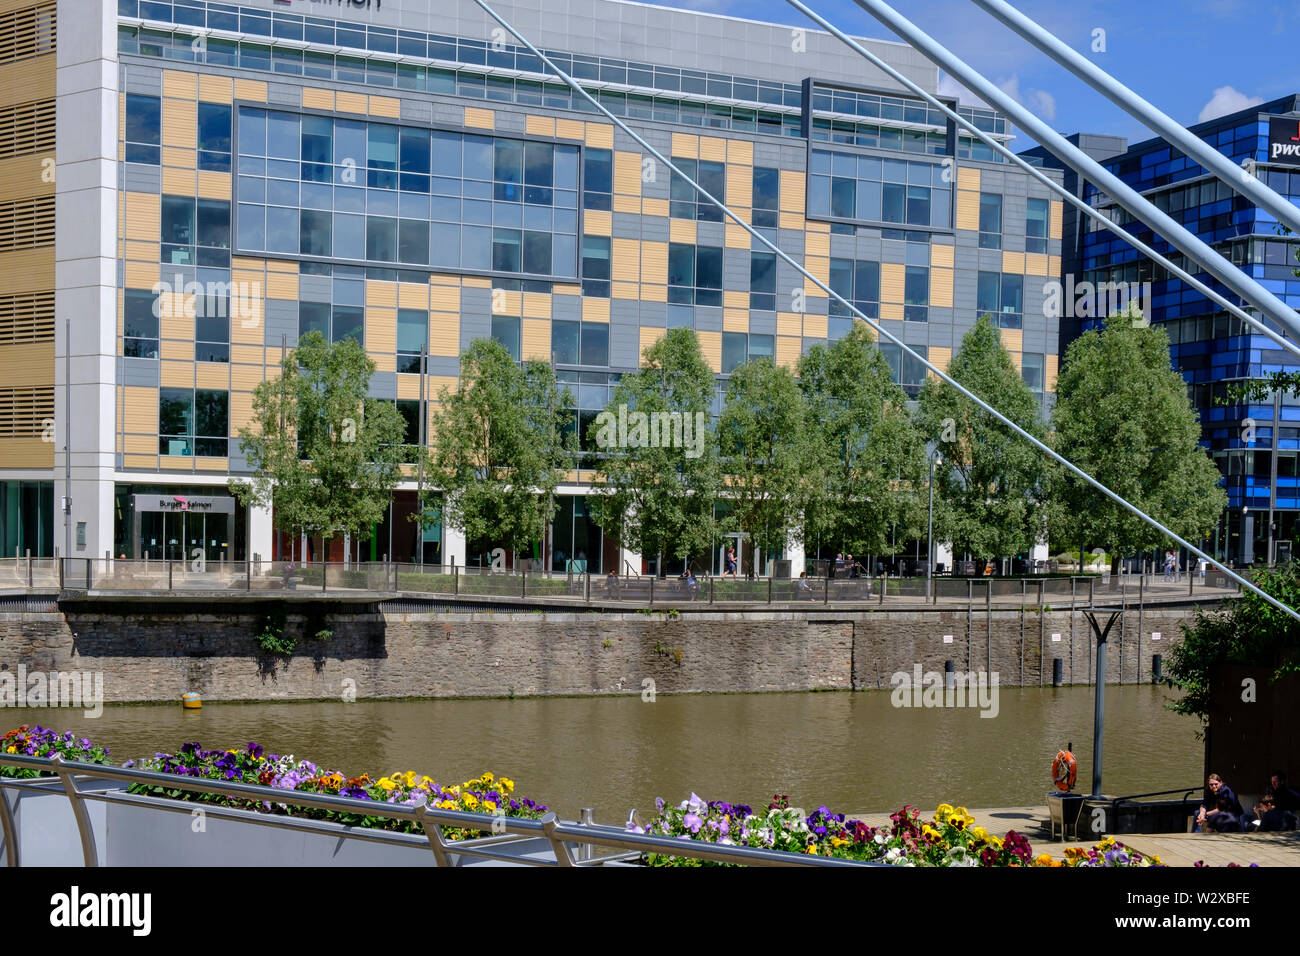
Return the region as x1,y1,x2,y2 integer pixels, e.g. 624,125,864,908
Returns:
653,0,1300,152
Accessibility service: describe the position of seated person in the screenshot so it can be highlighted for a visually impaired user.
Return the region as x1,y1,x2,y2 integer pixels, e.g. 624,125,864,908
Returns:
1267,771,1300,813
1202,795,1245,833
1246,793,1298,832
1194,773,1243,832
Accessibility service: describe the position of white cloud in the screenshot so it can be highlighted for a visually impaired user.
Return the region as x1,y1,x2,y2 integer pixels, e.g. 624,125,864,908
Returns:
937,73,988,108
1029,89,1057,122
1198,86,1264,122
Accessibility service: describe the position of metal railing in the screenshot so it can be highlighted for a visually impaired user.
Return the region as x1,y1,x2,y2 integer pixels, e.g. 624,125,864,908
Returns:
0,752,871,868
0,557,1236,609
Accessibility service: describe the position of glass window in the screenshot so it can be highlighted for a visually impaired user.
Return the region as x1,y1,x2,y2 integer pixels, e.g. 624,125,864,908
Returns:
366,216,397,262
580,321,608,367
124,289,159,358
552,319,580,365
194,389,228,456
750,252,776,311
299,208,331,257
332,304,363,345
159,388,193,455
582,235,610,297
752,166,780,228
979,193,1002,249
367,124,398,188
492,227,522,272
161,195,194,246
1026,197,1049,254
125,94,161,164
977,271,1000,316
299,301,330,339
904,265,929,322
1021,352,1044,392
301,114,333,182
397,308,426,373
196,199,230,249
197,102,231,172
722,331,747,373
522,230,552,275
492,314,521,361
583,148,612,210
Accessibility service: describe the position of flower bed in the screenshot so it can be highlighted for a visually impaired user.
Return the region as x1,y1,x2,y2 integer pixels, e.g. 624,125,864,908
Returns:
1,725,111,776
630,794,1170,867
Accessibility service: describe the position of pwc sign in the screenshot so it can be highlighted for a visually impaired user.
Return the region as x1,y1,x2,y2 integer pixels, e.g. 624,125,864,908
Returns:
1268,117,1300,167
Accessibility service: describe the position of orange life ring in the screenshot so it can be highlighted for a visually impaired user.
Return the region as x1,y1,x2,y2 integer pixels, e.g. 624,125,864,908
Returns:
1052,750,1077,792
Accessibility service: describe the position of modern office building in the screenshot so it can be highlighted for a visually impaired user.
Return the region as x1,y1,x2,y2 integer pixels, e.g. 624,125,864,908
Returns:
0,0,1065,574
1036,96,1300,566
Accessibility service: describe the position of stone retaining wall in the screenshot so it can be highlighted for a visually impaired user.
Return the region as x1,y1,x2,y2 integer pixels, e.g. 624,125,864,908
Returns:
0,600,1212,703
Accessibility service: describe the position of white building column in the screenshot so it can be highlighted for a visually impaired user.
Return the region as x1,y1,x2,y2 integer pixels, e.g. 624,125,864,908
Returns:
54,0,117,561
247,502,273,565
619,545,641,576
784,533,805,578
935,542,954,573
443,524,465,569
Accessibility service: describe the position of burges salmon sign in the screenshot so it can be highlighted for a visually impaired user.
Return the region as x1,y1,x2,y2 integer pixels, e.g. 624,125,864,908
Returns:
273,0,383,11
1268,117,1300,167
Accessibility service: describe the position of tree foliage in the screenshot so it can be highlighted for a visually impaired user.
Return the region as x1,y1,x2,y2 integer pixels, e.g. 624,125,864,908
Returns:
229,330,407,548
798,322,927,556
716,358,814,569
915,314,1049,563
588,327,720,568
426,338,573,556
1050,310,1225,572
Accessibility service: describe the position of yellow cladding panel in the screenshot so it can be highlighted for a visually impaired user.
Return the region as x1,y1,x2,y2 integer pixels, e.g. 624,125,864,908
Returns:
805,231,829,257
336,91,367,115
614,151,642,195
231,300,263,344
522,292,551,319
699,137,726,162
162,147,195,169
639,326,665,360
368,95,400,118
231,364,267,392
583,298,610,323
233,79,267,102
461,275,491,288
521,318,550,361
197,171,231,200
162,70,198,100
123,386,157,434
495,289,522,315
1001,328,1023,355
366,307,396,352
697,330,721,372
880,303,903,321
641,242,667,285
642,197,669,218
160,304,195,341
197,74,233,104
585,123,613,148
162,167,195,195
366,280,397,308
526,115,555,137
725,163,751,207
776,312,801,337
230,344,263,365
429,284,460,313
371,351,395,373
1009,351,1022,372
802,256,828,296
125,240,158,262
931,267,954,308
124,260,158,289
725,223,749,249
1049,255,1061,276
1025,253,1049,276
1045,354,1059,392
931,244,955,268
585,209,611,236
230,391,254,431
195,363,228,390
1050,200,1063,239
724,290,747,310
955,189,979,231
779,170,805,213
958,167,981,191
723,309,748,332
302,88,334,111
266,272,297,300
775,335,801,369
779,212,804,230
726,139,754,165
641,284,667,302
671,133,699,158
160,339,193,362
195,457,228,471
0,343,52,386
123,435,154,455
1002,250,1026,274
555,118,584,140
929,347,952,373
803,314,827,339
160,361,193,388
612,282,639,300
124,192,160,241
398,283,428,309
881,263,905,303
396,374,420,400
670,218,696,243
429,313,459,356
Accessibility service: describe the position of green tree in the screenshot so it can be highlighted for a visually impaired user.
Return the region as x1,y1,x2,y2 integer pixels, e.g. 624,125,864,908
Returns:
588,328,720,572
426,338,572,562
229,330,407,557
798,323,926,557
915,314,1049,568
1050,309,1226,575
717,358,813,573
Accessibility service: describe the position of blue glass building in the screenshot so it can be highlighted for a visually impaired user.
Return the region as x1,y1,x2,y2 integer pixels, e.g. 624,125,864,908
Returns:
1029,96,1300,565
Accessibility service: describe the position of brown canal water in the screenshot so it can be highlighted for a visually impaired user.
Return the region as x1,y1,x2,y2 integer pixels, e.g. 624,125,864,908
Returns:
4,685,1202,821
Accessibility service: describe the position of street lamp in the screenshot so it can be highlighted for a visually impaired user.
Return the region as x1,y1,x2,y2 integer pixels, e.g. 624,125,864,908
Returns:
927,443,940,602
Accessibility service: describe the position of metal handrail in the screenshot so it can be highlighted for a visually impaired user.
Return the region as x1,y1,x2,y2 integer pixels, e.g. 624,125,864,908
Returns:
0,753,874,867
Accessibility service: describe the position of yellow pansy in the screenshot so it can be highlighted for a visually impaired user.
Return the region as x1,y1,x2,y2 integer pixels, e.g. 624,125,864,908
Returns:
462,793,479,809
481,772,494,783
500,777,515,793
377,777,396,792
482,800,497,813
437,799,456,810
971,826,990,842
